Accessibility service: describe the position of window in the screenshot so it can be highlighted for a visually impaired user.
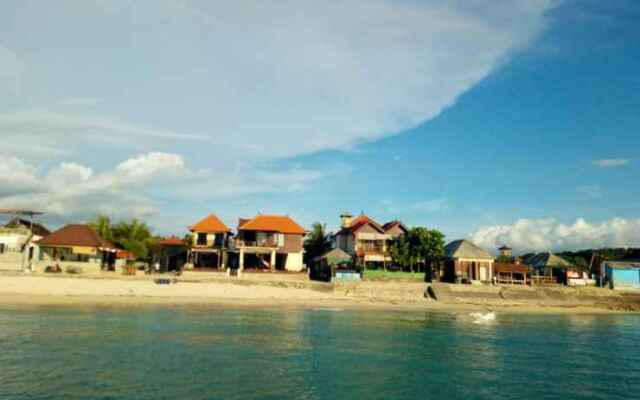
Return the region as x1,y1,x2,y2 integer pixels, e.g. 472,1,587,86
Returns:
197,233,208,246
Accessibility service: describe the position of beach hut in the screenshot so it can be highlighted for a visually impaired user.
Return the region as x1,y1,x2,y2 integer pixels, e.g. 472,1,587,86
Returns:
602,261,640,291
443,239,494,284
528,252,576,285
310,248,357,282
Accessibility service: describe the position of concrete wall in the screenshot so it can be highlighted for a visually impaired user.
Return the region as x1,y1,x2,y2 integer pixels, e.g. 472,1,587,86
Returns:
284,252,304,272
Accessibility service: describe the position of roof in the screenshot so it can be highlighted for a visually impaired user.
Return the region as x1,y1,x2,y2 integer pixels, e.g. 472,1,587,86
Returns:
313,248,352,264
493,262,529,274
529,253,574,269
5,218,50,237
602,261,640,270
159,236,186,246
445,240,494,260
337,214,385,235
382,220,409,233
238,215,305,234
116,250,135,259
189,214,230,233
499,245,512,251
37,224,116,250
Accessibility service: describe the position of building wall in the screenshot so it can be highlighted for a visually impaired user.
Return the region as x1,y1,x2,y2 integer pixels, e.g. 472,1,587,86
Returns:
284,252,304,272
0,232,29,251
336,234,355,255
193,232,226,247
282,234,303,253
610,268,640,290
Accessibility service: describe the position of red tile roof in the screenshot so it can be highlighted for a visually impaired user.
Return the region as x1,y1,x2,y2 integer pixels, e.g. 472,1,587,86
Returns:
189,214,231,233
37,224,116,250
338,215,385,235
159,236,186,246
238,215,305,234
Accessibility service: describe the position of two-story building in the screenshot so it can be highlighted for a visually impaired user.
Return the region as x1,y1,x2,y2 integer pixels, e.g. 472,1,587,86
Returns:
188,214,232,269
233,214,306,272
334,213,408,268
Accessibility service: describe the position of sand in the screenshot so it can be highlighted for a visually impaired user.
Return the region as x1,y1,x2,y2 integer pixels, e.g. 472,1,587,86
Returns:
0,272,636,314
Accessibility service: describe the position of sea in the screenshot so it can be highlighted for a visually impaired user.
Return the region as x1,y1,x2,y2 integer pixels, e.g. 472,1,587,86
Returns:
0,305,638,400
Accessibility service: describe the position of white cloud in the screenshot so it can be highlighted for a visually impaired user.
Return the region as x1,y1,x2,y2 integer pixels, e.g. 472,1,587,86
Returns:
413,198,450,213
0,157,40,196
1,0,555,161
593,159,630,168
0,152,330,222
0,153,191,220
470,217,640,254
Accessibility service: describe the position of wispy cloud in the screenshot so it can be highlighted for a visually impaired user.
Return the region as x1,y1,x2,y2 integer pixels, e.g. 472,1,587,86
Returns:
592,159,630,168
578,185,603,199
413,198,450,213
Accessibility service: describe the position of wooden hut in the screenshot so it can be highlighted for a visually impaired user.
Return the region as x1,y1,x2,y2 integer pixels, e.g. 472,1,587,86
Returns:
528,252,575,285
493,262,529,285
444,239,494,284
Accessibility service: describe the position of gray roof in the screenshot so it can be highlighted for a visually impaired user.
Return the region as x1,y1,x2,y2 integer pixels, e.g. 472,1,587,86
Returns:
445,240,494,261
529,253,573,269
313,248,352,264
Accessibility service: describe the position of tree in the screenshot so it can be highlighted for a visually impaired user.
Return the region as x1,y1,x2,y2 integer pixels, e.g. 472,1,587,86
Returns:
407,227,445,273
389,227,445,273
111,219,157,260
89,214,114,242
389,234,414,271
304,223,332,264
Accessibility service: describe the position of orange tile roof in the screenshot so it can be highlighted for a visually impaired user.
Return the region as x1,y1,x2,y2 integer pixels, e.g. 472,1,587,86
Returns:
189,214,231,233
238,215,305,234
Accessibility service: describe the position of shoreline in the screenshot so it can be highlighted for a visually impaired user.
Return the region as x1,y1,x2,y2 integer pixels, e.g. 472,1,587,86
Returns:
0,273,637,314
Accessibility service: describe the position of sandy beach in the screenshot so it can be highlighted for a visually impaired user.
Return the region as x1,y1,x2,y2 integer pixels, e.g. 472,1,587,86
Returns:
0,272,637,314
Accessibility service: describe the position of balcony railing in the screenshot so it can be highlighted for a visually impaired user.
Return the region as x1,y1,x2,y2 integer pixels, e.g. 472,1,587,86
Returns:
235,239,278,248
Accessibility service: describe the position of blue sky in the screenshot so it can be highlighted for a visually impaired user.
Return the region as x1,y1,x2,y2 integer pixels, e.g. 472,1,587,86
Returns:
1,0,639,253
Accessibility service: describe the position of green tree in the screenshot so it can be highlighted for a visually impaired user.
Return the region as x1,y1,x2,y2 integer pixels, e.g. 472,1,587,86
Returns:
389,234,414,271
111,219,157,260
89,214,114,242
407,227,445,273
303,223,332,264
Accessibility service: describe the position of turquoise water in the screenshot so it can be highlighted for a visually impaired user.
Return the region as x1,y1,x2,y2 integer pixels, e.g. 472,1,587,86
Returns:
0,306,638,400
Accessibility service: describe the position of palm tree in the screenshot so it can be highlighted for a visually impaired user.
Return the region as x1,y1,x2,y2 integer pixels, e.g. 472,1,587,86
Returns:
111,219,156,260
89,214,113,242
303,222,332,265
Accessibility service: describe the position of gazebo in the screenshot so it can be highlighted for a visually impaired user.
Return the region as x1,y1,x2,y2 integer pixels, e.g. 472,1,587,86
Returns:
528,252,575,285
310,248,355,282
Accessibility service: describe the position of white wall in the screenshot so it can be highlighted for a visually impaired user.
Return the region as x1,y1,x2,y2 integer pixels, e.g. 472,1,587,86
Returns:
285,252,304,272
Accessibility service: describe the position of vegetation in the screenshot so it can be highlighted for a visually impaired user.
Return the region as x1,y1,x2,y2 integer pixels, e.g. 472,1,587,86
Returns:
303,222,332,264
388,227,445,273
89,215,158,260
363,269,424,281
496,255,515,264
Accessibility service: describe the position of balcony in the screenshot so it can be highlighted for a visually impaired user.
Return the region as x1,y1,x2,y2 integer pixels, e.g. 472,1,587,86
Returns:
234,239,278,249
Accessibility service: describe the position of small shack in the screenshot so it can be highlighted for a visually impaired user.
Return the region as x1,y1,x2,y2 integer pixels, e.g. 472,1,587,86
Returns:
443,239,494,284
309,248,357,282
493,262,529,285
602,261,640,291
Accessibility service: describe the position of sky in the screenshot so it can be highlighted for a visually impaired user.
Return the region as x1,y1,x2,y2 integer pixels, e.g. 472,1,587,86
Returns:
1,0,639,254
